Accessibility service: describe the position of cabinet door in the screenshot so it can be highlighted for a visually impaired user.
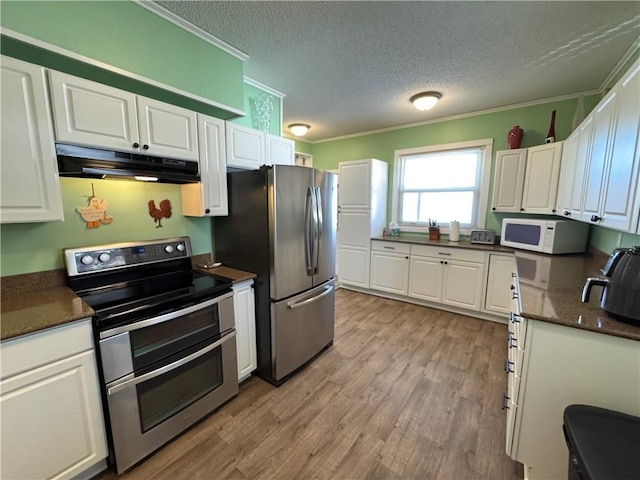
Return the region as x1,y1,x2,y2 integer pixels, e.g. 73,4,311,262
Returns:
441,260,484,310
491,149,527,213
570,116,594,217
1,350,107,480
338,210,371,248
1,56,64,223
266,134,294,166
181,114,228,216
599,62,640,232
338,247,370,288
233,280,257,382
48,70,139,152
556,132,578,218
136,96,198,161
338,160,371,209
408,255,443,302
370,251,409,295
225,123,264,170
521,142,563,214
484,254,517,316
580,91,617,224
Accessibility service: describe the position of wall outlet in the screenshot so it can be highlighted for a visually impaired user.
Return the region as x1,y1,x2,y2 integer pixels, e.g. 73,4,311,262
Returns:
616,233,623,247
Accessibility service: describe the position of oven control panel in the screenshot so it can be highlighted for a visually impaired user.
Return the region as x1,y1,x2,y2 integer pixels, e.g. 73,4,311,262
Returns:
64,237,193,276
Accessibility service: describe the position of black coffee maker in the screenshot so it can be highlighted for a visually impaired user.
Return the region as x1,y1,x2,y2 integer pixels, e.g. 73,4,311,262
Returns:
582,246,640,325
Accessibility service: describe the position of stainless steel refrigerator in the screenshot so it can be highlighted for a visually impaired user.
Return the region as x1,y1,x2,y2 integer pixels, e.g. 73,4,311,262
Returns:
214,165,337,385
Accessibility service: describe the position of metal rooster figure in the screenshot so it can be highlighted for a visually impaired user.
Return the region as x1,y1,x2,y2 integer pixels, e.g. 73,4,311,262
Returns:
148,199,172,228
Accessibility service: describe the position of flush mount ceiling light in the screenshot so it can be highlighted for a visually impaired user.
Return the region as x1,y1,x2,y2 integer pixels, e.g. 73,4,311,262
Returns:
288,123,310,136
410,92,442,111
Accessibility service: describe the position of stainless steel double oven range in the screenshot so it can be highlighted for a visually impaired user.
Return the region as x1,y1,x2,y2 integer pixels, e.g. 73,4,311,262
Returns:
65,237,238,473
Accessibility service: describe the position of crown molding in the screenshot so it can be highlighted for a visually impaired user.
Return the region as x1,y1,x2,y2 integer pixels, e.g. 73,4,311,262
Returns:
244,76,286,98
600,36,640,91
134,0,249,62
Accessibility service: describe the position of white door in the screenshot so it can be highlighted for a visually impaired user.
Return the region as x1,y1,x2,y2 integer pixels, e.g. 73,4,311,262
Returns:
491,149,527,213
338,210,371,248
600,62,640,232
370,251,409,295
136,96,198,161
338,160,371,209
1,56,64,223
441,260,484,310
484,254,517,316
233,280,256,382
580,91,617,224
408,255,443,302
226,123,264,170
48,70,139,152
266,134,294,165
338,247,370,288
521,142,563,214
556,133,578,218
570,116,594,217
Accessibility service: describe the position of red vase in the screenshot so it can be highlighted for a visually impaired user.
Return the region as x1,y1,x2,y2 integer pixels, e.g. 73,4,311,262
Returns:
507,125,524,149
545,110,557,143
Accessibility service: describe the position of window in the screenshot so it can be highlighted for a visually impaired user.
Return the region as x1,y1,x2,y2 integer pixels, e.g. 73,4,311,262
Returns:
392,139,493,232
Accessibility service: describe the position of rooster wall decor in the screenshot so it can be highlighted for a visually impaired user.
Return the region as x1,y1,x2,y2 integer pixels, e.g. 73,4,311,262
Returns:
77,183,113,228
148,199,172,228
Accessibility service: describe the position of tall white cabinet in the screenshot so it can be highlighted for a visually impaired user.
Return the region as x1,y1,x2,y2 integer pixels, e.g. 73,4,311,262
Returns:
0,56,64,223
337,159,388,289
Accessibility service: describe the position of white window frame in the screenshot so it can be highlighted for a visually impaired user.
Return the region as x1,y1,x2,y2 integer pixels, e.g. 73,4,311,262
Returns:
391,138,494,235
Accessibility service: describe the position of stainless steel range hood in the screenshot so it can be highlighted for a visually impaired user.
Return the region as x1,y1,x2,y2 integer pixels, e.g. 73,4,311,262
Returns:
56,144,200,184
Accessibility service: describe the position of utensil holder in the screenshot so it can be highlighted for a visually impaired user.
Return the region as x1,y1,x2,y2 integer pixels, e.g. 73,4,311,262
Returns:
429,226,440,241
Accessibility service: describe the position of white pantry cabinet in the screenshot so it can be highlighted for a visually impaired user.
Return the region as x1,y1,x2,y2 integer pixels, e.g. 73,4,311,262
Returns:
49,70,198,161
233,280,257,382
491,142,564,214
484,253,517,317
0,320,107,480
226,123,294,169
182,114,228,216
370,241,410,295
337,159,388,289
0,56,64,223
408,245,486,311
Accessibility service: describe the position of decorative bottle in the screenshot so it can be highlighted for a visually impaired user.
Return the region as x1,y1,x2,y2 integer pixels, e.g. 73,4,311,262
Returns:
545,110,557,143
507,126,524,149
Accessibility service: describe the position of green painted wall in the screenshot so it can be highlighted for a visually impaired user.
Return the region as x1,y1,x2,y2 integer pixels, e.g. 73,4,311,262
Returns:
232,82,282,136
0,0,244,114
0,178,212,277
292,138,314,155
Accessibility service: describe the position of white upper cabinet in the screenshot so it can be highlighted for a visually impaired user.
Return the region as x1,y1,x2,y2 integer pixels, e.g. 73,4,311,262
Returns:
338,160,373,209
555,131,579,218
1,56,64,223
182,114,228,216
491,143,563,214
49,70,198,161
569,116,594,218
225,122,265,170
266,134,294,166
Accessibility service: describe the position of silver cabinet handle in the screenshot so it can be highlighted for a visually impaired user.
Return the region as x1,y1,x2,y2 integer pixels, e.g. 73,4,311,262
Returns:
437,252,452,256
100,291,233,339
383,246,395,250
107,331,236,396
287,285,334,310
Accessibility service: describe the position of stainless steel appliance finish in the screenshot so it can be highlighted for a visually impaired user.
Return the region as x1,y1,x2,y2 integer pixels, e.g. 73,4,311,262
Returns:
65,237,238,473
215,165,337,385
582,246,640,325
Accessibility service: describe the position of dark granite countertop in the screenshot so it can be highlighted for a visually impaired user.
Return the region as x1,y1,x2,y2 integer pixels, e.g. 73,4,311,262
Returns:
193,265,257,283
371,235,514,253
515,250,640,342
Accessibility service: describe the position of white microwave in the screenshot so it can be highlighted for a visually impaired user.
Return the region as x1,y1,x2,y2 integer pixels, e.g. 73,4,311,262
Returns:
500,218,589,254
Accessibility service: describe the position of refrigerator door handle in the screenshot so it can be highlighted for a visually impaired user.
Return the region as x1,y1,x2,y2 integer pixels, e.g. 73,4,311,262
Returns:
286,284,334,310
304,187,314,275
313,186,323,274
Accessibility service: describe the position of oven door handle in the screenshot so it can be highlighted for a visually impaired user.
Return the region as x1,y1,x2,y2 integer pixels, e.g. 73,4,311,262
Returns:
100,290,234,339
287,284,333,310
106,330,236,396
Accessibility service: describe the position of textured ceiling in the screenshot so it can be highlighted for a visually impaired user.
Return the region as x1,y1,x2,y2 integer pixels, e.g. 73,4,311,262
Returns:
154,1,640,142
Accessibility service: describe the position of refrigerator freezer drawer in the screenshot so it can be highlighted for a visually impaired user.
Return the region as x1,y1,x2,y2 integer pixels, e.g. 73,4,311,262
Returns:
271,279,335,381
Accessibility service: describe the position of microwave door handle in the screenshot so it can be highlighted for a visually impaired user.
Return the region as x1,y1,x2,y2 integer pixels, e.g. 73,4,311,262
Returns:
106,331,236,396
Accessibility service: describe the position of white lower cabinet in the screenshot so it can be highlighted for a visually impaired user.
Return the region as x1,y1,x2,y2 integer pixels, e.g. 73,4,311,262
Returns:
370,241,410,295
408,245,486,311
233,280,257,382
0,320,107,480
484,254,517,316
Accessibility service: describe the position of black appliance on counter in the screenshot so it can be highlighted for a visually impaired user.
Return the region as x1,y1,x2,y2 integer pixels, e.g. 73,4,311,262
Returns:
65,237,237,474
582,246,640,325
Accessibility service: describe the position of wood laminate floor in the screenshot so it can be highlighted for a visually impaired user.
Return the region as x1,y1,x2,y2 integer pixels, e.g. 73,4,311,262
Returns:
101,289,523,480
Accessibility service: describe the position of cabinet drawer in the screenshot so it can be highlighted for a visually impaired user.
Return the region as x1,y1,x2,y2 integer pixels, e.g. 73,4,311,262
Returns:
371,240,410,254
410,244,486,263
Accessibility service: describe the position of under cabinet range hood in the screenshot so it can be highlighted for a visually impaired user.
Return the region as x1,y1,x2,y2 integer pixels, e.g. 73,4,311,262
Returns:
56,144,200,184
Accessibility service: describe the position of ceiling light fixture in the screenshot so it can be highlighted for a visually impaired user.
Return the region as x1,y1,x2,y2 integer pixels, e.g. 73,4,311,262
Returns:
410,92,442,111
288,123,310,136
